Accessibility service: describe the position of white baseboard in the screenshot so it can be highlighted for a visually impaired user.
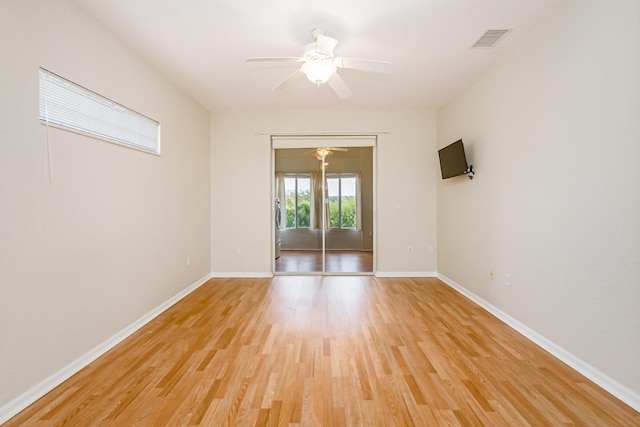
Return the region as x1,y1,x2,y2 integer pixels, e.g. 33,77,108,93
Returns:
375,271,437,278
437,273,640,413
0,273,212,425
210,272,273,278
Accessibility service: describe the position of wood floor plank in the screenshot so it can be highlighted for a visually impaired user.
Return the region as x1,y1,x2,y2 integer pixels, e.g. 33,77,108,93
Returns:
4,276,639,426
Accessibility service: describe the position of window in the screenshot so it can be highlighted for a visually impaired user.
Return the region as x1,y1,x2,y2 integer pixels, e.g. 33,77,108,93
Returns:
39,68,160,154
284,176,311,228
327,176,357,229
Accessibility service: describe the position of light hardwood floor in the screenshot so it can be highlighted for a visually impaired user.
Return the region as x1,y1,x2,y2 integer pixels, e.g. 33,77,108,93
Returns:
275,250,374,273
5,276,639,426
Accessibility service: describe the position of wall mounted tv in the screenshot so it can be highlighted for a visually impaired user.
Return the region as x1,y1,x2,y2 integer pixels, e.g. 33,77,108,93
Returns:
438,139,472,179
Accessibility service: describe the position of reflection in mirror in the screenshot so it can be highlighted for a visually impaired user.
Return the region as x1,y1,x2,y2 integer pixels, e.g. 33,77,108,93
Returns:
274,147,374,274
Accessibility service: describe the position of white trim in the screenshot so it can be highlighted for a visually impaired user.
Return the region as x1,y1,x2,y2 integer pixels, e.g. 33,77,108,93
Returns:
375,271,437,278
210,272,274,278
271,135,376,149
437,273,640,413
0,273,212,425
258,131,388,136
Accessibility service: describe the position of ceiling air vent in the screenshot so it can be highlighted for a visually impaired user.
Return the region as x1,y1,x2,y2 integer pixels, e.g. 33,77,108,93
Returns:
472,29,510,48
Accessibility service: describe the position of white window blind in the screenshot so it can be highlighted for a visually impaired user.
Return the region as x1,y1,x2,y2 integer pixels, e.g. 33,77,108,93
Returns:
39,68,160,154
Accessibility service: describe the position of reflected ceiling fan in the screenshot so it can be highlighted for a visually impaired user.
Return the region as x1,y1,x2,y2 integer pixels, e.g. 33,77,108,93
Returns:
309,147,348,160
247,28,392,100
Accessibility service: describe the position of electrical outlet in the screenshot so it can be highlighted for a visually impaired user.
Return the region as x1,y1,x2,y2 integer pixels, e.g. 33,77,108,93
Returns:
506,273,512,287
489,269,494,280
407,246,413,254
186,256,191,267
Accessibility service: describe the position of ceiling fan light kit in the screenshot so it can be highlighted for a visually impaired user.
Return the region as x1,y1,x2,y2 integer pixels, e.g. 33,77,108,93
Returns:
247,28,391,99
315,148,332,158
301,60,336,85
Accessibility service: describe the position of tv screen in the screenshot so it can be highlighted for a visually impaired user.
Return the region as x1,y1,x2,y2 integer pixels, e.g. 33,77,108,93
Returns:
438,139,468,179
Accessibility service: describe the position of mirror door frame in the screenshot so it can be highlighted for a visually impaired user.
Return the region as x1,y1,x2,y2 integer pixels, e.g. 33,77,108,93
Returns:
271,134,377,275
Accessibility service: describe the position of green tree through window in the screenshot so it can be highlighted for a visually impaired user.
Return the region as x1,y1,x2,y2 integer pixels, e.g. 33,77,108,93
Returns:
327,176,356,229
284,177,310,228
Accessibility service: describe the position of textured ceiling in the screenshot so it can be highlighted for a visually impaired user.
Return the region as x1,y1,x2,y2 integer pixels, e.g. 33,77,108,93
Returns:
74,0,567,112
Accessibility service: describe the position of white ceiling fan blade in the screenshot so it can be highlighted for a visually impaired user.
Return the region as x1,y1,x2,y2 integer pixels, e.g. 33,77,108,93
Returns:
246,57,301,62
327,73,352,100
335,57,392,74
315,35,338,56
273,69,303,91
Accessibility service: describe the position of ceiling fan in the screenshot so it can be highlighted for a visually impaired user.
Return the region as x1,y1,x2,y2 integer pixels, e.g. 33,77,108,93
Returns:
247,29,392,100
310,147,348,160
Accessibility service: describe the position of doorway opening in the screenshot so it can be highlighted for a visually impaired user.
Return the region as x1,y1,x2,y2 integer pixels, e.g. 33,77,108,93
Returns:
272,138,375,275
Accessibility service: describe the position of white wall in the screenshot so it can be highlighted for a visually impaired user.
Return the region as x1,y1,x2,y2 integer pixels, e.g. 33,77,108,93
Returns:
437,0,640,399
0,0,211,409
211,110,438,276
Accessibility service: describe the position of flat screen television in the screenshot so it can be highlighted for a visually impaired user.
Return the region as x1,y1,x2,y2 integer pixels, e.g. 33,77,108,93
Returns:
438,139,469,179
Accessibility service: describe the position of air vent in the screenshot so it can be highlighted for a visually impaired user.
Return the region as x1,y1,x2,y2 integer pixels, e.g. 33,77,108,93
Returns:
472,29,510,48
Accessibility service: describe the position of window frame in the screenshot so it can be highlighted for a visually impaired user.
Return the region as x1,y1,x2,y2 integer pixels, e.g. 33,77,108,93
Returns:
326,174,358,230
284,175,312,229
